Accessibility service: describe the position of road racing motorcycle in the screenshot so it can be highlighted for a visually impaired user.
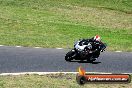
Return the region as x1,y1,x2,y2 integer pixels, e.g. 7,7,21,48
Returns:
65,40,107,62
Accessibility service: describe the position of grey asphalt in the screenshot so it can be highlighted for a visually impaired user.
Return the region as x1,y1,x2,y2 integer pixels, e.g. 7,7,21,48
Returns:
0,46,132,73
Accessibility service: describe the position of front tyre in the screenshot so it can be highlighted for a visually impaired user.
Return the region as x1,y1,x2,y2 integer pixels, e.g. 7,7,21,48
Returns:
65,50,75,61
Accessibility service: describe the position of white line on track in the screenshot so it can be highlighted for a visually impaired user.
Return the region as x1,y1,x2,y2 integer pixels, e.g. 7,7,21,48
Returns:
0,72,76,76
1,72,131,76
0,72,107,76
115,51,122,52
0,45,131,53
34,47,41,48
56,48,63,49
16,46,22,48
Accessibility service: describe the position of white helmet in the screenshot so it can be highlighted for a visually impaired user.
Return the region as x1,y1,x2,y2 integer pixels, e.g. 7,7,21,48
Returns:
94,35,101,41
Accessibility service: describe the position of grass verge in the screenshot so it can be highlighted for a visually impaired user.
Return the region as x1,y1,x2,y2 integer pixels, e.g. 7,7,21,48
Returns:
0,74,131,88
0,0,131,51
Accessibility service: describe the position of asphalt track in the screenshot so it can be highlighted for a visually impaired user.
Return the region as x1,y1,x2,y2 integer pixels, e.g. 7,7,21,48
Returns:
0,46,132,73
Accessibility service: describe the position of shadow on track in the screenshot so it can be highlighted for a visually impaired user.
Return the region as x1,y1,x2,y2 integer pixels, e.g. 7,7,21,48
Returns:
69,60,101,64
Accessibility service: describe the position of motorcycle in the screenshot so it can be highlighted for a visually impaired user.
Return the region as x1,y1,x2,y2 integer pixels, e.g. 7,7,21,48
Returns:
65,40,106,62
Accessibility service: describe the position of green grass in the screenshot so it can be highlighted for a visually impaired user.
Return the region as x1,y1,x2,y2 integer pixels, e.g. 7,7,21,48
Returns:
55,0,132,14
0,0,132,51
0,74,131,88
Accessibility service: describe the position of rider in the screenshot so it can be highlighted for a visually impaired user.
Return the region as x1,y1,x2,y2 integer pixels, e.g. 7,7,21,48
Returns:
75,35,106,59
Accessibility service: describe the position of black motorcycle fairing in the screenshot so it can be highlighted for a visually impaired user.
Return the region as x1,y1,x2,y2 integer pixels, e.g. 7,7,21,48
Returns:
65,39,107,62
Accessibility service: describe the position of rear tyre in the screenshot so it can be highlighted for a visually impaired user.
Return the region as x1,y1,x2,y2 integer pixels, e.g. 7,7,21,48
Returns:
90,58,96,62
87,57,96,62
65,50,75,61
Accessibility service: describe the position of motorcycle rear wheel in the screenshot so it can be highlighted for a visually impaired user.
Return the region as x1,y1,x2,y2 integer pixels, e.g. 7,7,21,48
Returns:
87,57,96,62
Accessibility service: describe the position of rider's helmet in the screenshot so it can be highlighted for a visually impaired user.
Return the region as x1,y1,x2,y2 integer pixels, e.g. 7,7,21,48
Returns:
94,35,101,42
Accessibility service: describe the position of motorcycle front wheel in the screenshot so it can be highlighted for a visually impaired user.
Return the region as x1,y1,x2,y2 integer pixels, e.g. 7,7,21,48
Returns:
65,50,76,61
